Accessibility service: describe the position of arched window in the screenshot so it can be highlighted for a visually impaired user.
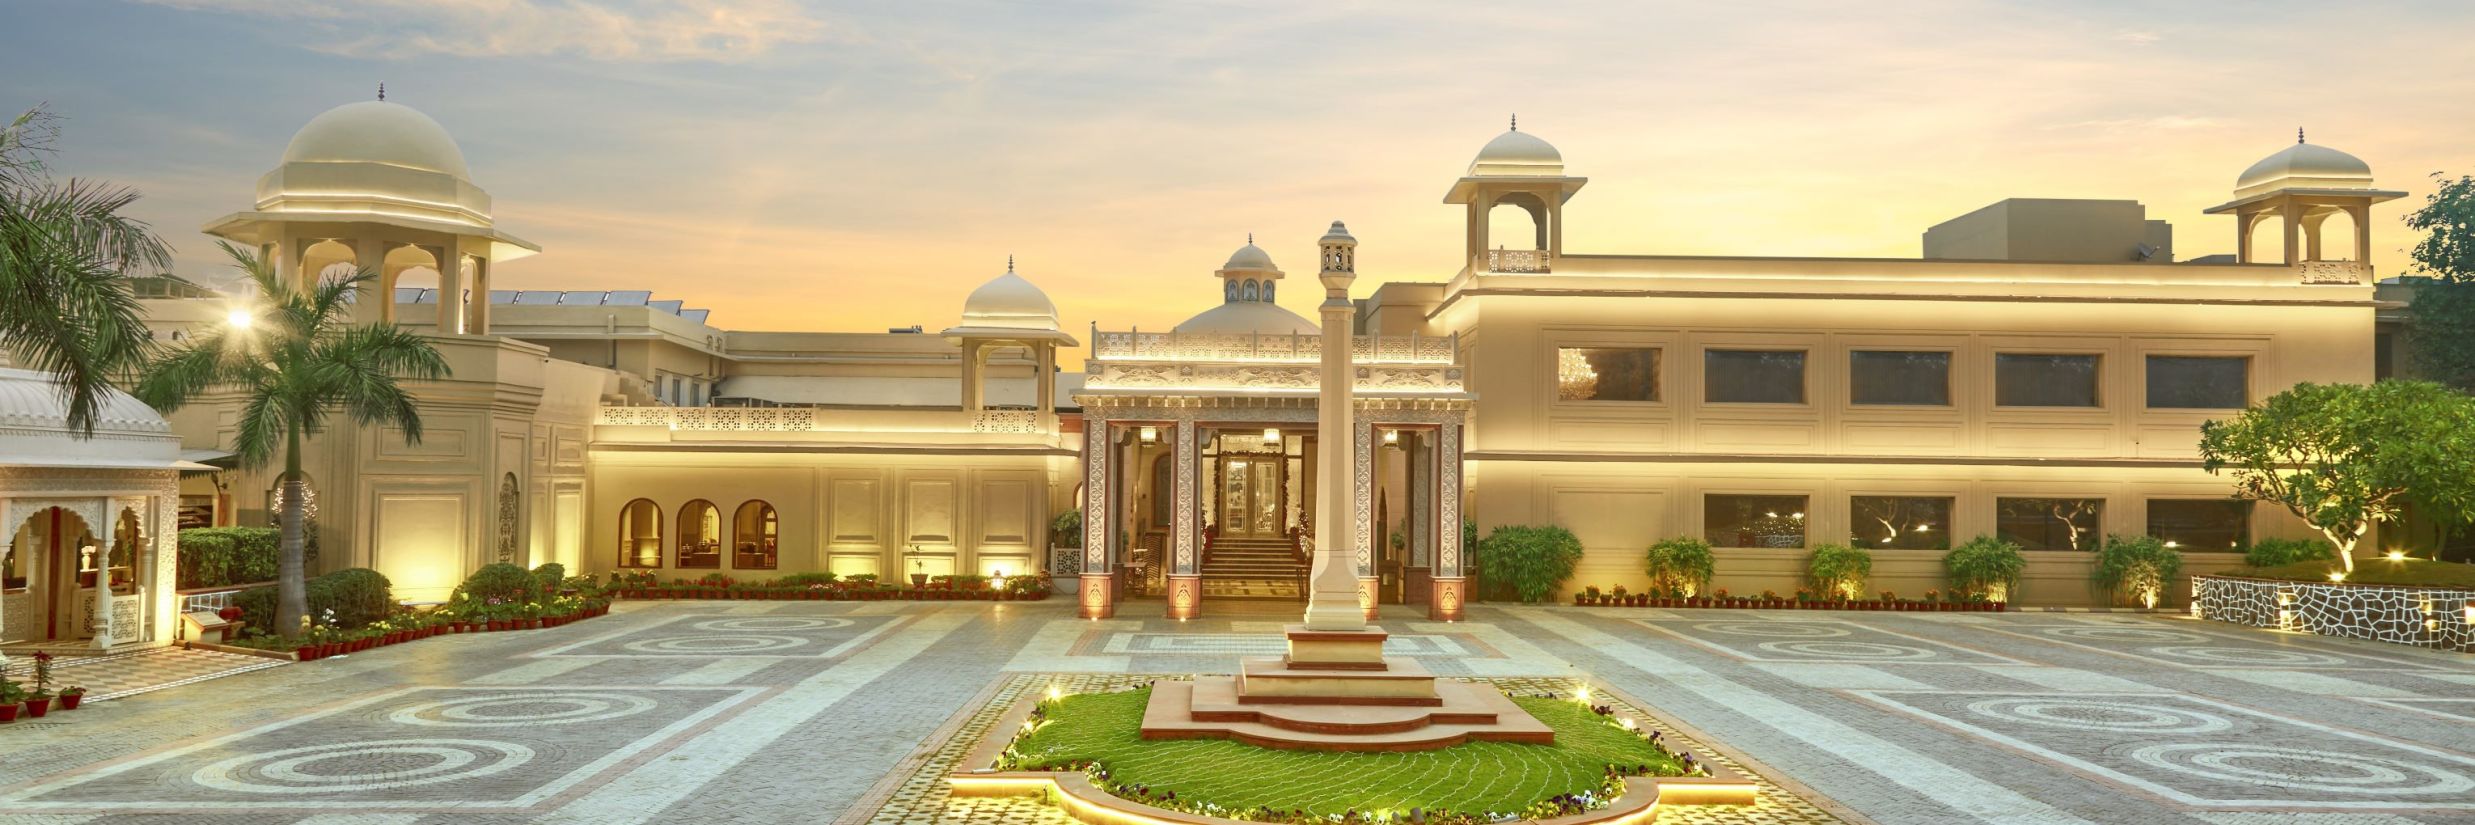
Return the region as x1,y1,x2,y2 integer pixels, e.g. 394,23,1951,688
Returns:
618,499,662,568
1261,282,1274,302
1224,280,1238,302
677,500,722,569
733,501,778,570
1242,280,1259,301
108,508,141,594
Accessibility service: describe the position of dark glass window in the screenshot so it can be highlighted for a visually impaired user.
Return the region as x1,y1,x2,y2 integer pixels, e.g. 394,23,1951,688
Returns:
1850,496,1952,550
733,501,778,570
1704,495,1808,548
677,500,722,569
2146,356,2249,409
2149,499,2251,551
1997,498,2104,551
1705,350,1806,404
1996,354,2100,407
1850,351,1951,406
1557,348,1660,401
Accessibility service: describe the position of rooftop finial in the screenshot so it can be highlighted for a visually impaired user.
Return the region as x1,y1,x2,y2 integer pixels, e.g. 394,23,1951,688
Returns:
1247,232,1254,245
378,82,386,102
2298,127,2306,144
1007,253,1014,272
1510,113,1517,132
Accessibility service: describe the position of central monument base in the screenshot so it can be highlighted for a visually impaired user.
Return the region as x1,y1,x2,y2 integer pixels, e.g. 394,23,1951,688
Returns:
1139,625,1553,751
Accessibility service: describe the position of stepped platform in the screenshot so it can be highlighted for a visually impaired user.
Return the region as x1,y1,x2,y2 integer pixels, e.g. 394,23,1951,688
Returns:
1137,624,1553,751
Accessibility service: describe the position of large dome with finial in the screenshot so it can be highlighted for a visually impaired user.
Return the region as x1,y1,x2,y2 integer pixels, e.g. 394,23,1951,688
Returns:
1468,120,1563,177
280,100,473,180
956,263,1061,332
2235,133,2375,197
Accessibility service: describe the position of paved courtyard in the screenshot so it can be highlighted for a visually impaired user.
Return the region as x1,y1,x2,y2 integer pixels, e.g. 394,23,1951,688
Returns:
0,599,2469,824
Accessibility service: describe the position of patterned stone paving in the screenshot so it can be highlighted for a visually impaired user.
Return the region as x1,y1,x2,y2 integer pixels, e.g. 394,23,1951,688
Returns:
0,599,2469,824
1,645,288,702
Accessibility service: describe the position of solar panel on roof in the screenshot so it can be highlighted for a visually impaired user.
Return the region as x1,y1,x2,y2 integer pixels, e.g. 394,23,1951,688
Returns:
649,300,683,315
514,291,561,305
412,289,439,305
557,291,605,305
489,290,520,304
606,291,651,307
680,309,711,324
394,287,424,303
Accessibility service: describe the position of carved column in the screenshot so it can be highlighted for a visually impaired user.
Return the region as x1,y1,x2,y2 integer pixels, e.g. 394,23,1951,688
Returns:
1167,418,1200,619
1354,416,1378,621
1079,416,1113,619
1406,429,1434,605
1430,420,1467,621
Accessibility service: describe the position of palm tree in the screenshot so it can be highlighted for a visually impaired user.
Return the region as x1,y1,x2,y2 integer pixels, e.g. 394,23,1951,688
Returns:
137,242,448,638
0,104,170,433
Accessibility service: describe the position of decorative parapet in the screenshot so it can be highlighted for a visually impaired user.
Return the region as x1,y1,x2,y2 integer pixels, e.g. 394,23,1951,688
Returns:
1091,330,1457,364
2295,260,2371,284
1086,362,1463,393
596,406,819,431
971,409,1043,433
2191,574,2473,652
1488,248,1550,273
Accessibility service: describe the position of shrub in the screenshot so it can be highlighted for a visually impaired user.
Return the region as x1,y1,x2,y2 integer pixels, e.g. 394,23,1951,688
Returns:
2094,534,2182,608
175,527,281,589
1051,510,1084,548
1805,544,1873,600
1945,536,2025,602
2246,537,2337,568
776,572,839,587
531,563,567,594
1645,537,1716,597
1478,525,1585,604
454,562,546,606
232,567,394,631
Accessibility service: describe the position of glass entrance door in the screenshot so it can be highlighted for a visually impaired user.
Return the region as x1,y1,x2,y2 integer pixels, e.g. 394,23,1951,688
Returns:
1220,456,1284,537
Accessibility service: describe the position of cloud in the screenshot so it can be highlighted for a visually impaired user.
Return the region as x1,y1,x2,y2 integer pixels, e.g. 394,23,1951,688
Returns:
138,0,828,61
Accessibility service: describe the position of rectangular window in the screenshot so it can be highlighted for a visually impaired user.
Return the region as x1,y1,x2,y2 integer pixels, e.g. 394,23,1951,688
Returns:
1704,494,1808,548
1996,354,2100,407
1557,347,1660,401
2149,499,2251,551
1850,496,1952,550
1997,498,2105,551
1704,350,1806,404
2146,356,2249,409
1850,351,1951,406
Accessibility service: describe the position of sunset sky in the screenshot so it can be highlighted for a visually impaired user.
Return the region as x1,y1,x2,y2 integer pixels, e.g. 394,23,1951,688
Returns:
6,1,2473,353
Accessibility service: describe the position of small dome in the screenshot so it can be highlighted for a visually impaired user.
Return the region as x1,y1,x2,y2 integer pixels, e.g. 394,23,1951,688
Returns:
280,101,472,179
1173,301,1320,336
956,267,1061,332
1222,243,1279,272
0,369,170,435
1468,129,1563,177
2236,140,2373,194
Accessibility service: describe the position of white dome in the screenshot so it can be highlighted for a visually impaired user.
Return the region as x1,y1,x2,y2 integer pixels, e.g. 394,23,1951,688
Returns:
280,101,472,180
0,368,185,469
956,268,1061,332
2236,141,2373,195
1173,301,1320,336
1468,129,1563,177
1222,243,1279,272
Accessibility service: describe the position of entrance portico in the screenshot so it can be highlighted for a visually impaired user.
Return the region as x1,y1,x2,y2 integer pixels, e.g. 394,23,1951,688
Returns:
1074,230,1470,622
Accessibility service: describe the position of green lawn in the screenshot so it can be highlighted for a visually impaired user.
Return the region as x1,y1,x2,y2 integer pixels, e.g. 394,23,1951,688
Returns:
1003,687,1685,819
2243,558,2475,588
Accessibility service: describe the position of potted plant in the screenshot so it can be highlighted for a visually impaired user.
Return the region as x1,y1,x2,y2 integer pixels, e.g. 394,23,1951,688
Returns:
59,685,87,710
0,678,24,723
909,552,930,588
24,652,58,717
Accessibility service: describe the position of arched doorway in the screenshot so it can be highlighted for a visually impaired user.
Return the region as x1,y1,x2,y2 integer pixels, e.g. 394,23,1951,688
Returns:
3,507,100,642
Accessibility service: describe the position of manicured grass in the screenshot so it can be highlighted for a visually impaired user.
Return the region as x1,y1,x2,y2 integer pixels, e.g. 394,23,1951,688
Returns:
1004,687,1685,819
2243,557,2475,588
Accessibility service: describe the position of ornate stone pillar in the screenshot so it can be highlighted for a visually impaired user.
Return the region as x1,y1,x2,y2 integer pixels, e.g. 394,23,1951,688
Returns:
1354,416,1378,621
1079,415,1114,619
1302,223,1366,632
1167,418,1200,619
1429,421,1467,621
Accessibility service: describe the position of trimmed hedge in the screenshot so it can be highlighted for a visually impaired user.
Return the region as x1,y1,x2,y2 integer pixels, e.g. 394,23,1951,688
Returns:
2246,537,2338,568
1478,524,1585,604
233,567,394,631
176,527,280,589
454,562,548,606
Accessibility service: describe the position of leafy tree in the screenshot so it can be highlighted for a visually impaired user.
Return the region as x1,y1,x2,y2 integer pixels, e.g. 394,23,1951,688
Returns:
2093,534,2181,609
0,105,170,433
1476,524,1583,604
1944,536,2024,601
1803,543,1872,600
136,243,447,638
1645,536,1715,597
2405,173,2475,390
2199,381,2475,572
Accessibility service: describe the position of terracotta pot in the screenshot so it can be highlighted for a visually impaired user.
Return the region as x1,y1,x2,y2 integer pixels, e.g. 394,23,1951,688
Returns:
0,703,18,723
60,694,82,710
24,698,49,717
296,645,318,661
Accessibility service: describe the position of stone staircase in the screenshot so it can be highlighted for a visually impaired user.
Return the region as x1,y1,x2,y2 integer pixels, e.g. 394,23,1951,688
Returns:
1203,535,1306,579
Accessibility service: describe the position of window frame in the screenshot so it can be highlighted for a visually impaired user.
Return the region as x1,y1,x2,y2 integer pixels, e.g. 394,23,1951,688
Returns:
732,500,779,570
1994,496,2108,552
1847,494,1955,550
1701,348,1811,406
1701,493,1812,549
1993,352,2105,409
1848,349,1955,408
1552,346,1665,404
617,498,664,569
676,499,723,569
2146,498,2253,553
2142,354,2252,411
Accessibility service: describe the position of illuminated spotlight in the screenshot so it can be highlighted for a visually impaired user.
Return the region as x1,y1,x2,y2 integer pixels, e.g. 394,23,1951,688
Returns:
226,308,253,329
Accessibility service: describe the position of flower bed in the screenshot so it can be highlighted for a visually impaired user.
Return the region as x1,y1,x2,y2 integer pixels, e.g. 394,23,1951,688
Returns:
2192,573,2473,651
608,571,1057,602
1571,587,2005,612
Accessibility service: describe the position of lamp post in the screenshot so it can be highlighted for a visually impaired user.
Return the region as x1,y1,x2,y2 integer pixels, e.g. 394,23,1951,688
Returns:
1303,221,1367,632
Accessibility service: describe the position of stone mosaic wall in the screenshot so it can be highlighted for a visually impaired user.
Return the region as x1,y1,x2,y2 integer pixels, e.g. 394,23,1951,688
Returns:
2192,574,2474,652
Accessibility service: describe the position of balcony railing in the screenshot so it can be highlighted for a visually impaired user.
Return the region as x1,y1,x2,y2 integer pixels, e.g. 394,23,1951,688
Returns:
597,406,819,431
2296,260,2371,285
1488,248,1550,273
972,409,1043,433
1090,329,1458,364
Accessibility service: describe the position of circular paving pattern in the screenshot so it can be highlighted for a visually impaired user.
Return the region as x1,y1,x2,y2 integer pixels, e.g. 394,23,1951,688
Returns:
2145,646,2350,667
193,739,535,794
624,633,813,654
1963,698,2234,734
1754,640,1939,660
388,693,659,728
2129,743,2474,795
691,617,852,632
1695,622,1851,639
2039,626,2207,644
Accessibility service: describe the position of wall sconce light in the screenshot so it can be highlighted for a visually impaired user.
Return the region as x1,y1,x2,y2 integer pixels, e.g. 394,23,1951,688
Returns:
1138,426,1158,445
1382,429,1401,446
1262,428,1280,446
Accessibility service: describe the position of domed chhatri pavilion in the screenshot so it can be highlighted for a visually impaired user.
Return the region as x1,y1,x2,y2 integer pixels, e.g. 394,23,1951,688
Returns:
100,94,2415,627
